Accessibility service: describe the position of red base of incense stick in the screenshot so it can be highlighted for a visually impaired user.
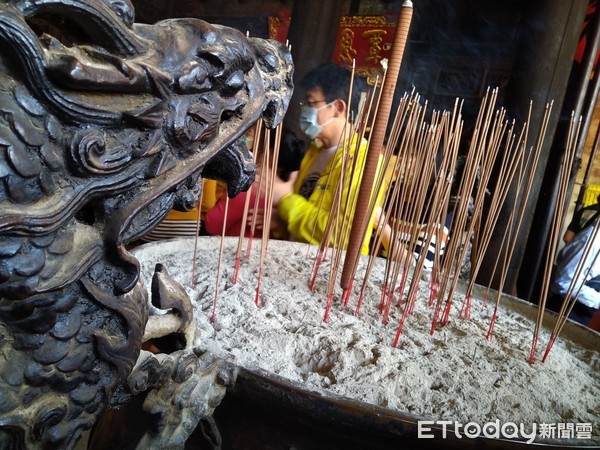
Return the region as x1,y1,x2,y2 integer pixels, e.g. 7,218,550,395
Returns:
486,308,498,340
528,335,538,365
430,303,442,335
309,250,324,292
428,281,439,307
378,283,388,315
342,281,353,307
459,294,472,319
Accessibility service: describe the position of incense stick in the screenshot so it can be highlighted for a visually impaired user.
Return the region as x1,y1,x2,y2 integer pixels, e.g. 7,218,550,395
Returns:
191,182,206,288
211,195,230,323
197,72,589,371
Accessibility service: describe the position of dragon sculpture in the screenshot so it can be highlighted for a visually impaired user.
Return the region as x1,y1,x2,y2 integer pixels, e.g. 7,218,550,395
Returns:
0,0,293,448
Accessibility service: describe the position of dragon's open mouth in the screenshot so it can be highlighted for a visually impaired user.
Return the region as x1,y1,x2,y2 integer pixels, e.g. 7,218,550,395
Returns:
203,138,256,198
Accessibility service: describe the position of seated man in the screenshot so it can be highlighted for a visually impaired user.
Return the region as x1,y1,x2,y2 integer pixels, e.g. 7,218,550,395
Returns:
204,128,304,238
563,193,600,244
547,215,600,327
271,63,378,254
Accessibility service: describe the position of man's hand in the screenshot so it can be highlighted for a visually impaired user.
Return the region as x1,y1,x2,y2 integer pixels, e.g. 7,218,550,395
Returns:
247,208,283,233
271,171,298,205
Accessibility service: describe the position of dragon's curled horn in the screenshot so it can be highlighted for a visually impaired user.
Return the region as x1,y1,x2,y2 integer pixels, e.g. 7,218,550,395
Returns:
0,0,154,124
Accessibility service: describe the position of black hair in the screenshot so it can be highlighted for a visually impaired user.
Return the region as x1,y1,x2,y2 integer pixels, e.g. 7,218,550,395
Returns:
270,127,306,181
300,63,366,123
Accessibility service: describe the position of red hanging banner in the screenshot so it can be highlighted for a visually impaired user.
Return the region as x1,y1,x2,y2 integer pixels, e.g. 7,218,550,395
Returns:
269,15,397,83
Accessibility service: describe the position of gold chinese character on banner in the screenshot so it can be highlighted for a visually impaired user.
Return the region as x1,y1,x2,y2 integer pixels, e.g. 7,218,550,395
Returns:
364,29,388,64
338,28,357,63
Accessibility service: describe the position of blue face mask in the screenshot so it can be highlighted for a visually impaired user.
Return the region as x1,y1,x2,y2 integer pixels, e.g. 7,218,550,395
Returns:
299,102,333,139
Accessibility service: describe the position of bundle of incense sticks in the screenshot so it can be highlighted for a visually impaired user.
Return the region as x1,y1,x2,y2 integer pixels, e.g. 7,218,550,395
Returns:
196,77,582,364
483,102,550,340
529,112,582,364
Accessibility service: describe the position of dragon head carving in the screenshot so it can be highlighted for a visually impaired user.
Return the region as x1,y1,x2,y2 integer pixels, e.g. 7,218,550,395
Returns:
0,0,293,447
